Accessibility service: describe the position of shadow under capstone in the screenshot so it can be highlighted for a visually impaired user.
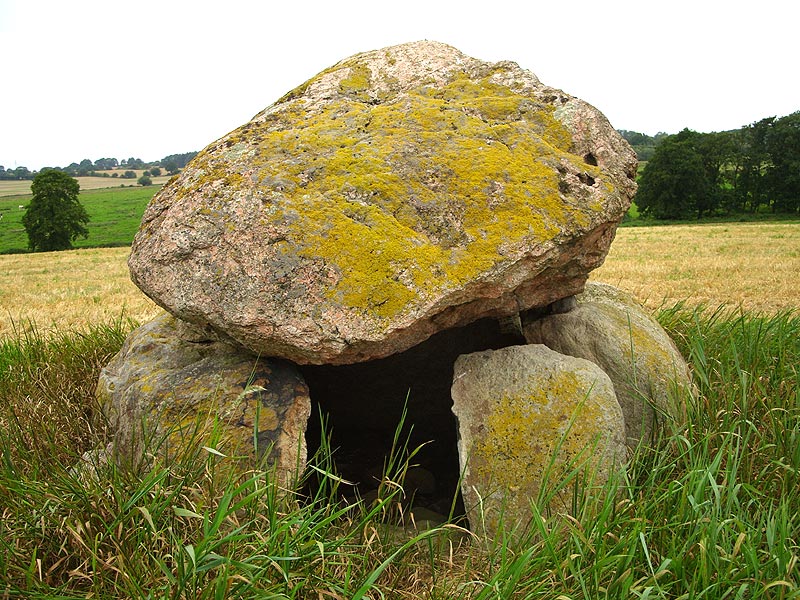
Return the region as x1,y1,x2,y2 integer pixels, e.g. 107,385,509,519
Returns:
299,317,524,519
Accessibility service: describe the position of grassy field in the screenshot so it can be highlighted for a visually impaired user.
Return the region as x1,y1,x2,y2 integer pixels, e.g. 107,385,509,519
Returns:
0,261,797,596
0,185,159,254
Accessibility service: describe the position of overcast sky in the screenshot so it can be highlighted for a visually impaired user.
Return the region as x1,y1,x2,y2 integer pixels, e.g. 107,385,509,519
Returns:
1,0,796,171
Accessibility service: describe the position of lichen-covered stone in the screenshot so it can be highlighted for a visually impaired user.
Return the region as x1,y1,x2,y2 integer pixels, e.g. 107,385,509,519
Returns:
96,314,310,483
451,344,626,537
129,40,637,364
523,282,692,446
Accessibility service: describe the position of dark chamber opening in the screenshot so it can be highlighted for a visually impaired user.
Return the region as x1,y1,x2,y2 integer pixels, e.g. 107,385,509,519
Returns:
299,317,524,520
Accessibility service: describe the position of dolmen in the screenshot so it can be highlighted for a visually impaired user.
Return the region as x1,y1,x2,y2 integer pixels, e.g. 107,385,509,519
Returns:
96,41,692,537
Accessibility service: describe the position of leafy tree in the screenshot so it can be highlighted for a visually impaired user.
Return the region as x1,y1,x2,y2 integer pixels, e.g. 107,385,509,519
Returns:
618,130,671,162
137,175,152,186
122,170,137,179
1,166,32,180
736,117,773,212
160,151,197,173
150,167,161,177
21,170,90,252
93,157,119,170
764,111,800,213
77,159,94,176
635,131,712,219
122,157,145,169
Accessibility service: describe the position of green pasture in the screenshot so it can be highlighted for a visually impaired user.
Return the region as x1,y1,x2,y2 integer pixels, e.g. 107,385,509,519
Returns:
0,186,159,253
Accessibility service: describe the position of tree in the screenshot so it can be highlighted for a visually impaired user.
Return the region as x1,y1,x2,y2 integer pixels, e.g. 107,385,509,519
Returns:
94,157,119,170
21,170,90,252
77,158,94,176
137,175,152,186
764,111,800,213
123,157,145,169
635,131,712,219
736,117,773,212
160,151,197,173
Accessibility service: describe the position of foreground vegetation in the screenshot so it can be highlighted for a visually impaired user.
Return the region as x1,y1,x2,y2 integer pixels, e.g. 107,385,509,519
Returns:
0,304,797,598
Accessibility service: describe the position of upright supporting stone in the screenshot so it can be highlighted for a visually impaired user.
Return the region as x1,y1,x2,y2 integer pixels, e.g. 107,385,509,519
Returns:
451,344,626,538
523,282,692,446
96,314,310,485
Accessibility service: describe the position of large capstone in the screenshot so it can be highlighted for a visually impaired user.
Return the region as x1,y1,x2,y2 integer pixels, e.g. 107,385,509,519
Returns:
129,40,637,364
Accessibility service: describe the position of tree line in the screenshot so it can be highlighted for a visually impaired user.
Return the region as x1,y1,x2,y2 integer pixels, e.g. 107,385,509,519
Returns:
629,111,800,219
0,152,197,181
618,130,670,162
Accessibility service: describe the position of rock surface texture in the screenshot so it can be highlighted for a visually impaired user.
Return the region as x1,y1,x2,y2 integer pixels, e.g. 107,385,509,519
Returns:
128,40,638,364
523,282,692,446
451,344,627,537
96,314,310,483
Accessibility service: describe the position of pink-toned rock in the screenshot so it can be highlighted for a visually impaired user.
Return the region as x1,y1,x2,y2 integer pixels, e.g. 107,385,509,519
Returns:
129,41,637,364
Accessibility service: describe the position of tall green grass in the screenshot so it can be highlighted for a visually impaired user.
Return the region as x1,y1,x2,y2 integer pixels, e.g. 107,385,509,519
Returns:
1,306,798,598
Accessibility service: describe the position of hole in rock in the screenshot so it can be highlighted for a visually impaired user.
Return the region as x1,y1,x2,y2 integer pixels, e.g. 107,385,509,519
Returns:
584,152,598,166
300,317,524,523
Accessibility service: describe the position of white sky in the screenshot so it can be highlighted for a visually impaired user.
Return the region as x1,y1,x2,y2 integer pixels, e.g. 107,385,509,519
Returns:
1,0,797,171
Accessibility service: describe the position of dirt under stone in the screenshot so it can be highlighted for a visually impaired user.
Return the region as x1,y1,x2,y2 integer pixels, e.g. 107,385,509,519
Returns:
300,317,524,517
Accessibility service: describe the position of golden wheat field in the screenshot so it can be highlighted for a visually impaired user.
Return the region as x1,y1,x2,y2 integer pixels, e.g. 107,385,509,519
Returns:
0,222,797,338
591,222,800,313
0,247,162,338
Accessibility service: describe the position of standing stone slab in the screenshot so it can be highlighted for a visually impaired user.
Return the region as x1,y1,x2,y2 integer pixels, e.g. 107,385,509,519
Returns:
96,314,310,484
451,344,626,538
523,282,692,446
128,40,637,365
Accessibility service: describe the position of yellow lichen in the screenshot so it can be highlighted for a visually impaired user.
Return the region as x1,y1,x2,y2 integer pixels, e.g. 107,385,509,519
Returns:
163,63,617,323
471,370,604,491
339,63,372,96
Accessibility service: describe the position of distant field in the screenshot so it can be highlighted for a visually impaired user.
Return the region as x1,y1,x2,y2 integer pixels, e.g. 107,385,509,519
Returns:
0,171,172,197
591,222,800,313
0,247,161,338
0,221,797,338
0,185,159,253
